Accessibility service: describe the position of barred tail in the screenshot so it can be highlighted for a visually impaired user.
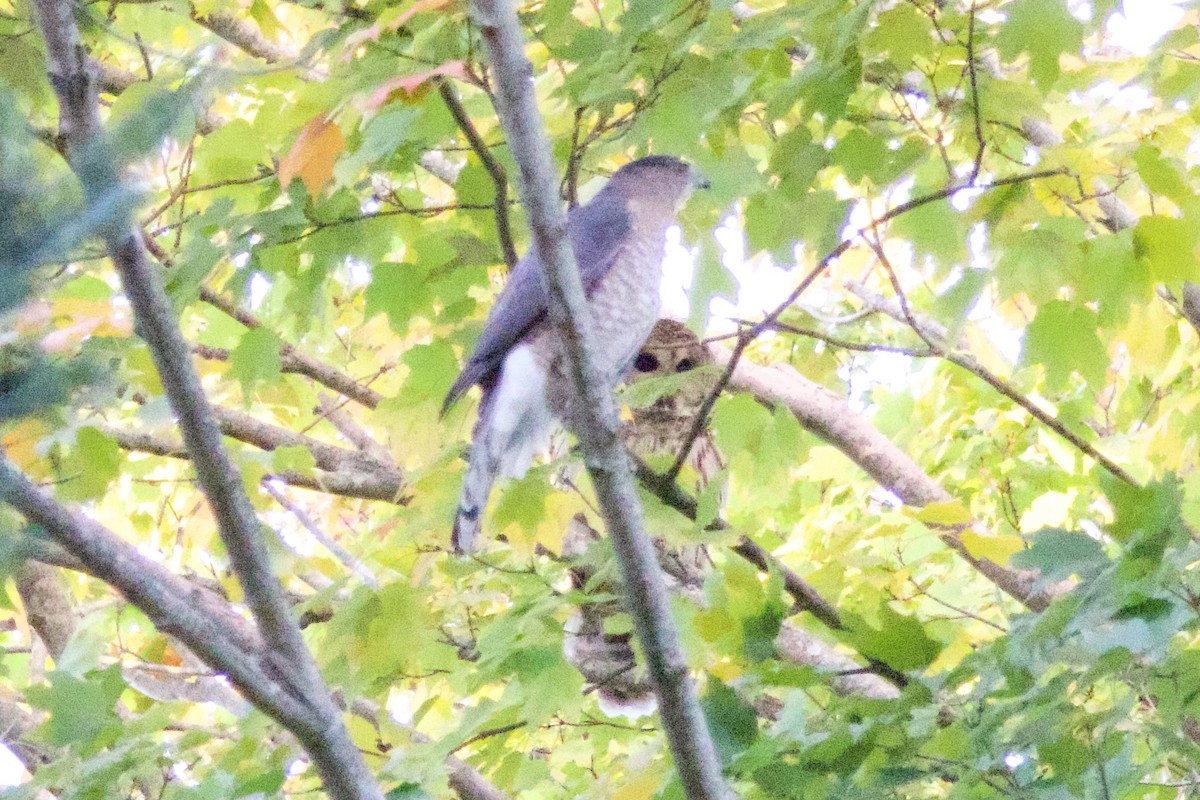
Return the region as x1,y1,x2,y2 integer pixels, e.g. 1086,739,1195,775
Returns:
452,401,499,553
452,345,551,553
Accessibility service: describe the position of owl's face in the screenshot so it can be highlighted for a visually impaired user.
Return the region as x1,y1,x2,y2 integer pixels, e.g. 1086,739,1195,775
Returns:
627,319,712,425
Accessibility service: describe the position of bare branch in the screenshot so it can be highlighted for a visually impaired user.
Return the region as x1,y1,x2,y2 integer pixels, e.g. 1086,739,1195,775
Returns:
262,480,381,588
965,1,985,183
211,405,396,478
470,1,730,796
316,393,394,465
845,278,1138,487
29,1,380,793
191,295,385,409
0,454,303,722
102,424,408,503
440,81,519,268
189,5,290,63
704,344,1058,611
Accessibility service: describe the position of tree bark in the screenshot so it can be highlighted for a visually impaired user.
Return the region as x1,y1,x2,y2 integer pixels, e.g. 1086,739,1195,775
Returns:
467,2,730,798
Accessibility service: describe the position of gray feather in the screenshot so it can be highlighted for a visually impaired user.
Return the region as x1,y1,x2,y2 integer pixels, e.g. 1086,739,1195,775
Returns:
442,187,632,414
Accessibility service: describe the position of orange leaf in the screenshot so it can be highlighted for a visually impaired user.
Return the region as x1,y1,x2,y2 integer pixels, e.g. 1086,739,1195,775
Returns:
278,116,346,199
366,60,466,111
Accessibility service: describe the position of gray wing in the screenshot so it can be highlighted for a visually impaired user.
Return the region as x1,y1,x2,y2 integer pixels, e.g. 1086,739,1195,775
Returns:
441,189,632,413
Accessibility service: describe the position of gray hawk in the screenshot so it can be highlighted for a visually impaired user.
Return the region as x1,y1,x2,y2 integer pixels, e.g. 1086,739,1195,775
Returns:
442,156,708,552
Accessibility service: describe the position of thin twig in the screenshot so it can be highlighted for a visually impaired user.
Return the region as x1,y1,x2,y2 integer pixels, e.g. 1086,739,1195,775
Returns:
262,480,380,588
847,251,1138,489
965,1,985,183
440,80,518,268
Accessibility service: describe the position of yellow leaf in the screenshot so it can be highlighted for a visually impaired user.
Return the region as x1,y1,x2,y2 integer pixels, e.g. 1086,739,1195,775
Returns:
694,607,732,642
1,419,50,472
913,500,973,526
278,116,345,199
710,658,743,682
1019,490,1073,532
959,530,1023,564
612,768,667,800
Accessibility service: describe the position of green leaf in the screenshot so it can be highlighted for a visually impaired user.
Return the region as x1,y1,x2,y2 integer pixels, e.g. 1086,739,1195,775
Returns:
1132,144,1196,210
1133,215,1200,285
844,603,941,671
702,680,758,765
1010,529,1107,583
26,666,125,748
996,0,1084,86
1020,300,1108,391
365,262,433,332
227,327,284,396
61,427,122,501
864,5,935,68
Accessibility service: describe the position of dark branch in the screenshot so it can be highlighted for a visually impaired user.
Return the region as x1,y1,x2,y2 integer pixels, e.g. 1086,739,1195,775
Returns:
440,80,519,268
470,1,730,796
29,1,381,792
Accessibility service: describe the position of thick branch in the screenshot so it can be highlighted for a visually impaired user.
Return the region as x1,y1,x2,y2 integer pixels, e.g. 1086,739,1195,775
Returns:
0,454,308,724
470,2,729,797
190,7,286,62
705,345,1055,611
30,2,380,795
211,405,396,478
103,425,407,503
845,279,1138,487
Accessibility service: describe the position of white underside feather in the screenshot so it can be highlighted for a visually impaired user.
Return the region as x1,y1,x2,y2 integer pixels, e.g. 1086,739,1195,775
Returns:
489,345,552,479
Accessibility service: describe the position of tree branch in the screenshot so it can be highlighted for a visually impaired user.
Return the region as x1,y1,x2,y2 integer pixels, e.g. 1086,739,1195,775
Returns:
630,457,910,688
440,80,518,268
102,424,408,503
191,294,385,409
29,2,381,794
666,168,1069,491
845,278,1138,487
470,1,729,796
703,345,1059,611
262,480,381,588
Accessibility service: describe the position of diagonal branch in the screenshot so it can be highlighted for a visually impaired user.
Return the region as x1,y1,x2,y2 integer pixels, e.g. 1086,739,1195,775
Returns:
630,457,910,689
440,80,519,268
664,167,1070,490
29,1,381,795
0,454,307,724
102,424,407,503
703,344,1062,611
844,275,1138,487
191,292,386,408
470,1,729,797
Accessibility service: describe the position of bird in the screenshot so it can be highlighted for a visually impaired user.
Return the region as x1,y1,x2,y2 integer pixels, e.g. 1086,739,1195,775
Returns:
442,155,709,552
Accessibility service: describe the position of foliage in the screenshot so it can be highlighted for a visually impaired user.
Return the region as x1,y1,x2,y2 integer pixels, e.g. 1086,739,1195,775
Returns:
3,0,1200,798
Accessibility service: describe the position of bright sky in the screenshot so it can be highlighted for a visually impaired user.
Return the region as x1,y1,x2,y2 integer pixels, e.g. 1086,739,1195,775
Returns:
1,0,1192,790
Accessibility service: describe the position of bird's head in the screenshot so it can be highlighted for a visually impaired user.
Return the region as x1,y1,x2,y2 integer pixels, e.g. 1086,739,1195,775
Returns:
607,155,710,212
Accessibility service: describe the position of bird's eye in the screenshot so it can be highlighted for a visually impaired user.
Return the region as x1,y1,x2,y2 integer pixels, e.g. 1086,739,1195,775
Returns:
675,358,696,373
635,353,659,372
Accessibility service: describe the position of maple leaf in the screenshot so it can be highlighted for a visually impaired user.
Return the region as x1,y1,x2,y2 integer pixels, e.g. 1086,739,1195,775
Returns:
278,115,346,198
